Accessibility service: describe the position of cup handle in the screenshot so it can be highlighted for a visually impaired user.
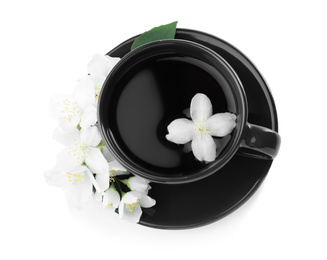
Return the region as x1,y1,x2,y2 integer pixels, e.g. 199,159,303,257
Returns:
237,123,281,160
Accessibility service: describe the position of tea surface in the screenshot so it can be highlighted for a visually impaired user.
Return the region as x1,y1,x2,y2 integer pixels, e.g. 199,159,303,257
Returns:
109,56,234,176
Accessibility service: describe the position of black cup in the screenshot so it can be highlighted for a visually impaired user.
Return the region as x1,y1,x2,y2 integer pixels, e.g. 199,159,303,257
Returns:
98,39,281,184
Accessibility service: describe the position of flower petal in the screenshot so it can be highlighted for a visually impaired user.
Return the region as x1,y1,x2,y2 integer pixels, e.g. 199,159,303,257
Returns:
107,56,121,67
87,54,120,77
80,105,97,128
43,167,70,187
84,167,102,193
119,204,142,223
59,165,94,209
85,147,109,175
56,148,83,171
166,118,195,144
95,173,110,192
64,174,92,210
190,93,213,122
53,126,80,147
80,125,101,147
128,177,150,193
191,135,217,162
103,187,120,210
207,113,237,137
129,191,156,208
94,192,103,202
139,196,156,208
73,77,95,110
109,160,127,173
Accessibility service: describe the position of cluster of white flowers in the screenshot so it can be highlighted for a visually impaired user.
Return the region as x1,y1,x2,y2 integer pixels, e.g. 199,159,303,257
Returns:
44,54,156,223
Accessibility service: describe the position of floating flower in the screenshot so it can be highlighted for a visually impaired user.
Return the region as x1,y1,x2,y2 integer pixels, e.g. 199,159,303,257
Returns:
119,191,156,223
166,93,237,162
44,165,100,209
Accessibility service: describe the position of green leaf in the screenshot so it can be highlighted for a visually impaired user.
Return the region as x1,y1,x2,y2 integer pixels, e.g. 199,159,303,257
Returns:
131,21,178,50
77,124,81,131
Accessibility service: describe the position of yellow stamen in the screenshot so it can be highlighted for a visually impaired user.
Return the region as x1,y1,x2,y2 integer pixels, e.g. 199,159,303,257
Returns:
109,170,116,182
194,119,211,136
67,172,84,185
126,200,140,212
59,99,82,122
68,141,90,164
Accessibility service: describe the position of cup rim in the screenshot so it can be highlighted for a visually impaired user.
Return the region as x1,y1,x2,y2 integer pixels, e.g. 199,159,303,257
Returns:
98,39,248,184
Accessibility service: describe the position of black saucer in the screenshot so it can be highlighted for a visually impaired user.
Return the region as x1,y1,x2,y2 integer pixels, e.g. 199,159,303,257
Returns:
107,29,278,229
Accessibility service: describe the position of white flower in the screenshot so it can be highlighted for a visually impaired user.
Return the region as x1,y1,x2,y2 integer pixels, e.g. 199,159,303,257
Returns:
44,165,100,209
119,191,156,223
51,77,95,129
166,93,237,162
51,55,121,129
127,176,151,193
87,54,120,77
102,186,121,211
54,125,109,177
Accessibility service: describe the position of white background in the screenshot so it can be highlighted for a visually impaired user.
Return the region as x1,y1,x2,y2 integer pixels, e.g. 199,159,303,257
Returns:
1,0,326,259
